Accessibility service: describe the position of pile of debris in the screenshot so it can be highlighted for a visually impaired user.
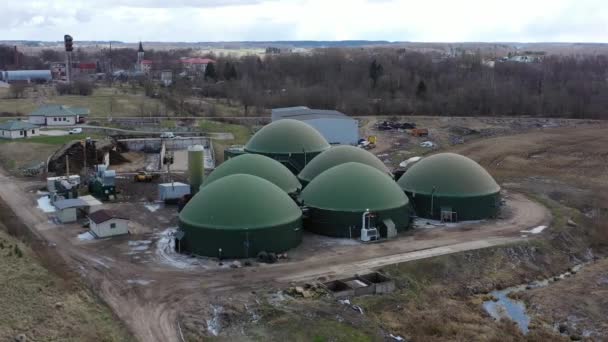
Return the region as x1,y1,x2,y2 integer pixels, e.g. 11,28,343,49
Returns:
47,139,118,175
377,121,416,131
286,283,326,299
257,251,288,264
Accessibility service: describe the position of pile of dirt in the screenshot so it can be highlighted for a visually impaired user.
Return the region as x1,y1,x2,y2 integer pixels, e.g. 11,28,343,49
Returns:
47,139,122,175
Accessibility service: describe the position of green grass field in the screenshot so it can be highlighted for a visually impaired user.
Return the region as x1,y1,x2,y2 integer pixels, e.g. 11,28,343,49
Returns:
199,119,252,145
0,86,165,117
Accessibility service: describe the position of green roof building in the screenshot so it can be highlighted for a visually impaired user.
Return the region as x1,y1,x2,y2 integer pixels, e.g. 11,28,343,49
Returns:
179,174,303,258
300,162,411,238
397,153,501,220
29,104,90,126
244,119,330,173
0,120,40,139
203,154,301,194
298,145,390,186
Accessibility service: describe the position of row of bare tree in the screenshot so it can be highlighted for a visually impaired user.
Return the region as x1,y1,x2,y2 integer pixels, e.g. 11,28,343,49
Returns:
198,49,608,118
3,45,608,118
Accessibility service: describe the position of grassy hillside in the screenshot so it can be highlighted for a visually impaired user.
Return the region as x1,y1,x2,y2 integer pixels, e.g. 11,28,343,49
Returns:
0,227,133,341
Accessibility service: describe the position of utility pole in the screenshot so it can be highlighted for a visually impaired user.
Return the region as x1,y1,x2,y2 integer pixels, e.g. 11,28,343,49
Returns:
82,140,87,176
109,42,113,88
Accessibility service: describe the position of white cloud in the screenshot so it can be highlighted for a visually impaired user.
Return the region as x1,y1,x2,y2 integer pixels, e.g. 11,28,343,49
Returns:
0,0,606,42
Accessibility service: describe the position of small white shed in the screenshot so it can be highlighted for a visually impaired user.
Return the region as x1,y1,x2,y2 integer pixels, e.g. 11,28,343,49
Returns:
88,210,129,238
54,198,87,223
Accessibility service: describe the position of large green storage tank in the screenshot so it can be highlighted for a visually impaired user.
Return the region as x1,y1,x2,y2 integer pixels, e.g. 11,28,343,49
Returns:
298,145,390,186
179,174,303,258
300,162,411,238
244,119,330,173
397,153,501,220
202,154,301,194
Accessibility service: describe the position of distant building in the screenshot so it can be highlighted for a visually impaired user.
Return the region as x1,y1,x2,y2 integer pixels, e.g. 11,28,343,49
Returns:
0,70,52,84
50,61,98,80
88,209,129,238
180,58,215,74
0,120,40,139
271,106,359,145
136,41,145,72
160,70,173,86
506,55,541,63
29,104,90,126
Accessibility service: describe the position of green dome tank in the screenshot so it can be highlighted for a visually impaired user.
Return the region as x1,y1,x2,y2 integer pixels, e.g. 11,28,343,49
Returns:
203,154,301,194
244,119,330,173
397,153,501,220
179,174,303,258
298,145,389,186
300,162,411,238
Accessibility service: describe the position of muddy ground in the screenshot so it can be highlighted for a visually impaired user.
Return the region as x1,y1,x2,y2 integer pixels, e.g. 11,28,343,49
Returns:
0,117,607,341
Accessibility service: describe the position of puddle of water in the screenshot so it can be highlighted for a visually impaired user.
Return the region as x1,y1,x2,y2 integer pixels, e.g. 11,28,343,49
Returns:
482,286,530,334
482,263,587,335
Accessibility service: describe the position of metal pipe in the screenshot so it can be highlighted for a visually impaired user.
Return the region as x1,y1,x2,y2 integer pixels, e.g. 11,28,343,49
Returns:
362,209,370,230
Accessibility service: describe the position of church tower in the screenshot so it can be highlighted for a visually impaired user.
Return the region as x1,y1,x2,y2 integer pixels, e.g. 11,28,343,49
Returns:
136,41,144,71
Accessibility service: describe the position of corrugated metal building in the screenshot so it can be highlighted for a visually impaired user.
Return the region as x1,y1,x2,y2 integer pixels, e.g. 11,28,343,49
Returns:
271,107,359,145
0,70,52,83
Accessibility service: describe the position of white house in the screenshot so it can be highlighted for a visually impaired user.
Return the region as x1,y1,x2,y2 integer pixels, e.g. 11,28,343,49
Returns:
271,107,359,145
88,209,129,238
0,120,40,139
29,104,90,126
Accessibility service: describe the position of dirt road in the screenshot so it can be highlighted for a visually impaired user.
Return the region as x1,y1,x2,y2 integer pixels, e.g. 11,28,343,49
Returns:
9,121,599,342
0,162,549,342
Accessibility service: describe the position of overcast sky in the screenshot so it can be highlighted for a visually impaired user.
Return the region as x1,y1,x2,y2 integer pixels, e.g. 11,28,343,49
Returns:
0,0,606,42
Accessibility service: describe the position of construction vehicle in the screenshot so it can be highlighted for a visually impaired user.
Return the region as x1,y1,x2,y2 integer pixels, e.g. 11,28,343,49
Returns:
411,128,429,137
134,171,154,183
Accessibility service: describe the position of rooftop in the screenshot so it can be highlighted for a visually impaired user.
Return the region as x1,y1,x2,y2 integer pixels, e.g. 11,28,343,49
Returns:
181,58,216,64
88,209,128,224
272,107,352,121
30,104,90,117
54,198,89,210
0,120,38,131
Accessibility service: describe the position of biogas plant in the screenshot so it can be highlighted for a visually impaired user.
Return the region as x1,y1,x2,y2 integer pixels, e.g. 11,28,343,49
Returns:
176,119,502,259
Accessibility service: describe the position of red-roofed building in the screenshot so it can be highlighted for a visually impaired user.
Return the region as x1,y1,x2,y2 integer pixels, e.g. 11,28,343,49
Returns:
78,62,97,74
180,58,215,73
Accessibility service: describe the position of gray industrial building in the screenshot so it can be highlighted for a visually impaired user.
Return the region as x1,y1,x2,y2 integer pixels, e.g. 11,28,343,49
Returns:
0,70,52,83
271,107,359,145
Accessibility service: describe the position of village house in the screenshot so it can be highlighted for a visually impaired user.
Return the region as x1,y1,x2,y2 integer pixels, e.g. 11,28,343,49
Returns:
88,209,130,238
0,120,40,139
28,104,90,126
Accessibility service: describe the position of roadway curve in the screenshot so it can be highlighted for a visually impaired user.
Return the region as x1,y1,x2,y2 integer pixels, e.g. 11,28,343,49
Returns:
0,167,550,342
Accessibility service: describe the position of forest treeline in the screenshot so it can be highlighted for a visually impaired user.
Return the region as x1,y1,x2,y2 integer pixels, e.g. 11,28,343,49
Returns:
2,45,608,118
203,49,608,119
